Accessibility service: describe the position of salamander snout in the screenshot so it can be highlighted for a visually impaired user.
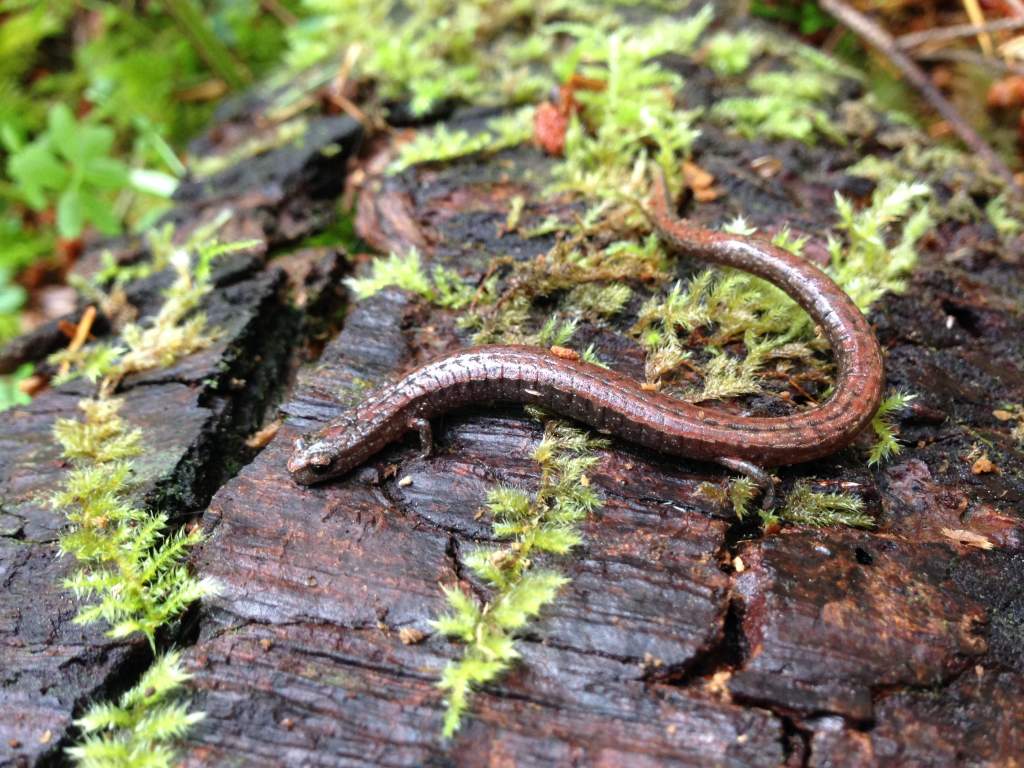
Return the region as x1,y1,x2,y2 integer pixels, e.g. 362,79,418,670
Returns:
287,436,336,484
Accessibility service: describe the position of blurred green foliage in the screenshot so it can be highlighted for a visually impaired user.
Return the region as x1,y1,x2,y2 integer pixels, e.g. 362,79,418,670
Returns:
0,0,300,346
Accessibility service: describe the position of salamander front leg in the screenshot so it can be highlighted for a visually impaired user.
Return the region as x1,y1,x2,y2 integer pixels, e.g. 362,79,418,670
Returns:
716,457,777,509
409,417,433,458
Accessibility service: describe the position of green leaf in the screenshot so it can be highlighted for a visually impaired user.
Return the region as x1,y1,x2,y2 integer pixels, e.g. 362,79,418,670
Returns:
0,363,32,412
8,142,68,203
77,123,116,161
83,156,130,189
0,281,26,315
47,102,77,148
1,121,24,153
80,191,122,236
57,187,84,238
129,168,178,198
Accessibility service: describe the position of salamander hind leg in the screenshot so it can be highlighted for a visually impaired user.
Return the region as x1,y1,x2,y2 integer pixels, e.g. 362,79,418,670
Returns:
408,417,433,458
716,457,777,510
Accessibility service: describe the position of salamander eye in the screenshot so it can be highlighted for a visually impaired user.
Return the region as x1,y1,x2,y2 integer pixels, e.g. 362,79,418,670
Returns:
309,452,332,468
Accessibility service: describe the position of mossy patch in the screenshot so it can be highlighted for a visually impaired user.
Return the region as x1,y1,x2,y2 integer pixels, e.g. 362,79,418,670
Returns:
433,418,605,736
52,230,259,766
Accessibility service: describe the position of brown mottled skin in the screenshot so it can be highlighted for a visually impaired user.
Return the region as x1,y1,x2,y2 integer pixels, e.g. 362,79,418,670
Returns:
288,171,885,486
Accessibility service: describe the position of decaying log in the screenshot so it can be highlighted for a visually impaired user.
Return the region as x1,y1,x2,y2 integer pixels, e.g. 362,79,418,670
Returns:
2,10,1023,768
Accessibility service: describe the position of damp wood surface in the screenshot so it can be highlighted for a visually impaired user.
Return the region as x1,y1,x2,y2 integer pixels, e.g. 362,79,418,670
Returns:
1,15,1024,768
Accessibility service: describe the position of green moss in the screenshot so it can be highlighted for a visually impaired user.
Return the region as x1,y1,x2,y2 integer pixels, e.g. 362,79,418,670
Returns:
345,249,432,299
286,0,606,117
345,248,486,310
67,651,204,767
830,181,933,311
705,30,764,76
985,192,1024,240
390,109,533,173
50,229,259,766
711,92,844,145
869,390,916,466
380,5,713,205
776,481,875,528
565,283,632,319
846,141,1010,226
53,236,260,392
552,9,712,202
460,234,669,347
708,43,850,146
432,420,605,736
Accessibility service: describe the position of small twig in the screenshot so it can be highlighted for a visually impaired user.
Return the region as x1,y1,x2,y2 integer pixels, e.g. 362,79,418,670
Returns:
259,0,297,25
960,0,994,55
59,306,97,380
898,16,1024,50
915,48,1024,77
819,0,1019,189
160,0,250,90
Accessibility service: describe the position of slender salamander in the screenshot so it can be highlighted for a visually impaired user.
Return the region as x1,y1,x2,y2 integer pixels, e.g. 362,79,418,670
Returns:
288,170,885,487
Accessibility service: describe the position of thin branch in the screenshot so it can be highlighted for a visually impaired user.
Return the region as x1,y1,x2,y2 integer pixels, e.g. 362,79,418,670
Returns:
915,47,1024,77
819,0,1019,188
260,0,298,25
960,0,994,56
160,0,251,91
898,16,1024,50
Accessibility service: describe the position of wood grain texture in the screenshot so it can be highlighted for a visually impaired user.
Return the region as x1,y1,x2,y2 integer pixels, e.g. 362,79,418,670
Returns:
182,290,784,766
0,260,293,766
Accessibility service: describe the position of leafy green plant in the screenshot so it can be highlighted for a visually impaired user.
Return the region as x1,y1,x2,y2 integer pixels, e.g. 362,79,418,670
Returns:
0,0,293,355
6,104,176,238
829,182,933,311
708,48,850,145
0,363,33,412
0,265,26,344
51,235,259,390
52,397,212,641
286,0,589,116
433,420,605,736
701,476,872,529
711,91,844,145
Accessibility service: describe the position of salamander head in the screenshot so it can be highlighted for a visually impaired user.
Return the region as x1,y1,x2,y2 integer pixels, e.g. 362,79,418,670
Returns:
287,417,366,485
